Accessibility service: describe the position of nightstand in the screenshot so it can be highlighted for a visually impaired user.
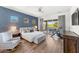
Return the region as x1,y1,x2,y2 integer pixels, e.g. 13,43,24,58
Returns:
12,33,21,37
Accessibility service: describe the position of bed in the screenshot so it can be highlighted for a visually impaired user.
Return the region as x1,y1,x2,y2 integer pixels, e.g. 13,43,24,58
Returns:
20,28,46,44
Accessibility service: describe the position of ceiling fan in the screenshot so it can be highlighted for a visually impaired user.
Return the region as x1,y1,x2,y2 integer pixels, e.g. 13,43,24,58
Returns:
38,7,43,13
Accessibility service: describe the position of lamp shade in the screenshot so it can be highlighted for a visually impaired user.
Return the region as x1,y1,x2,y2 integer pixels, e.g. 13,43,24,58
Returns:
34,26,37,28
10,26,17,33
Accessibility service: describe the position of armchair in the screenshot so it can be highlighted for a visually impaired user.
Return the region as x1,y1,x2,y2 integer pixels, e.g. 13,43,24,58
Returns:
0,32,20,50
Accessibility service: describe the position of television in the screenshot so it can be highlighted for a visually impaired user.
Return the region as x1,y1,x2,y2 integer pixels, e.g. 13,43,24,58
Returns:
72,8,79,25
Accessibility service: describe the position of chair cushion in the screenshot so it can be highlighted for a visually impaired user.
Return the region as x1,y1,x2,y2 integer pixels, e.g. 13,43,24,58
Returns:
2,32,12,42
0,33,3,42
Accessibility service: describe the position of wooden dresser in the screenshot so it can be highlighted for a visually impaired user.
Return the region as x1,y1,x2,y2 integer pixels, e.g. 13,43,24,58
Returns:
63,31,79,53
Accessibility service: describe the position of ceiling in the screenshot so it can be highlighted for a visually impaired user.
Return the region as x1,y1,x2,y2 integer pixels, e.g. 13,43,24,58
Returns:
4,6,71,18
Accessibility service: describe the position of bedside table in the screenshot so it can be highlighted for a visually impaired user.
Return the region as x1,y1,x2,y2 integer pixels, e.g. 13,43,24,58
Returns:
12,33,21,37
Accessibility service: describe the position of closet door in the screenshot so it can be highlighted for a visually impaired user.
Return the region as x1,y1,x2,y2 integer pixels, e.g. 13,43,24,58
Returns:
58,15,65,34
40,18,43,31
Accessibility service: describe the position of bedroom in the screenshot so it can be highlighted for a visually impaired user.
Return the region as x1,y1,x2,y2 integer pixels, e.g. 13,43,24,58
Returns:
0,6,79,53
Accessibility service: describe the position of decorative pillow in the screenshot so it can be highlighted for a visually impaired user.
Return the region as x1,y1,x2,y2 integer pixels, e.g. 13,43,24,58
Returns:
20,27,34,33
30,30,34,32
23,28,27,32
23,28,30,33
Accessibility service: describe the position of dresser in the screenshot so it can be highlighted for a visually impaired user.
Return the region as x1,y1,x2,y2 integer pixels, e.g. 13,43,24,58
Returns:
63,31,79,53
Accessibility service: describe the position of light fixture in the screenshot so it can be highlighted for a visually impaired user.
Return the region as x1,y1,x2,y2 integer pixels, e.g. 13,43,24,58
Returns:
10,25,17,33
38,7,43,13
34,26,37,29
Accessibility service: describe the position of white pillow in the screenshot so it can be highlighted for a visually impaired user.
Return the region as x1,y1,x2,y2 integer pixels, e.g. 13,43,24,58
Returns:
2,32,12,42
20,27,27,33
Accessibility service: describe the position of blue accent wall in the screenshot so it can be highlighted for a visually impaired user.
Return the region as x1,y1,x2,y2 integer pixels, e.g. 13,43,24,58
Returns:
0,6,38,32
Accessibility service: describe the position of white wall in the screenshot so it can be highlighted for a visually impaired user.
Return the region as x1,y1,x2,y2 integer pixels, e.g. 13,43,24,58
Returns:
70,6,79,35
39,6,79,35
43,15,58,20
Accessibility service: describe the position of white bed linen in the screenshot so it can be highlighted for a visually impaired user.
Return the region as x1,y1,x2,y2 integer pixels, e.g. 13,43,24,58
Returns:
21,31,44,42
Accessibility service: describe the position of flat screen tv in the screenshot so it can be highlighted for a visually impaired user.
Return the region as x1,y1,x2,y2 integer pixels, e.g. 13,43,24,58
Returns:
72,8,79,25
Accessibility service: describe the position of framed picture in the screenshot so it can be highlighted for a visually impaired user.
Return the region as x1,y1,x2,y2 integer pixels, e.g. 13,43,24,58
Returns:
32,20,36,26
24,18,29,24
10,16,19,23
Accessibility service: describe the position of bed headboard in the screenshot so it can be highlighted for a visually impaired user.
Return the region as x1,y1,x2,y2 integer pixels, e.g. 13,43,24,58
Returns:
20,27,34,33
